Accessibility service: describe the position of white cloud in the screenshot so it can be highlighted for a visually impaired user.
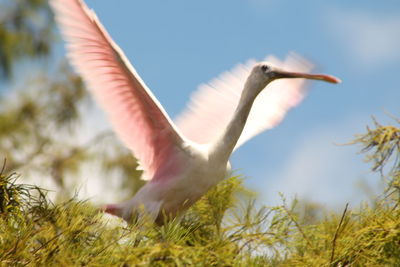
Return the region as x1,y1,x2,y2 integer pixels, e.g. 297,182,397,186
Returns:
260,118,382,209
326,9,400,67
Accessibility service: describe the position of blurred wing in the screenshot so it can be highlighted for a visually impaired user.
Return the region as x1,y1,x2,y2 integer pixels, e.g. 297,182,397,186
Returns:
174,53,314,150
51,0,184,180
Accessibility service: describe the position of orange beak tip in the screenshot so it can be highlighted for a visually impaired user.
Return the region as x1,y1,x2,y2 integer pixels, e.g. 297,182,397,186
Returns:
323,75,341,84
332,76,342,84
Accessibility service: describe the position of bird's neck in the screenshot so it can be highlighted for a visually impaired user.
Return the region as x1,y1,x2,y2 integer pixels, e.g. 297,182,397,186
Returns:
209,79,264,164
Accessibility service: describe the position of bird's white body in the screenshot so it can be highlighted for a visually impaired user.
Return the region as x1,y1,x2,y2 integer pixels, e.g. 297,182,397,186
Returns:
51,0,339,224
120,143,230,223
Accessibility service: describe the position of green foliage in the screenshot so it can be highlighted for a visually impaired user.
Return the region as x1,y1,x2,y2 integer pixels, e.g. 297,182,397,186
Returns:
0,173,255,266
1,120,400,266
0,0,54,79
353,118,400,200
279,119,400,266
0,62,86,192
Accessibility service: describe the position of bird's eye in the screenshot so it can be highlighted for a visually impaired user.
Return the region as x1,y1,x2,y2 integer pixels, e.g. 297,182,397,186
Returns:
261,65,270,72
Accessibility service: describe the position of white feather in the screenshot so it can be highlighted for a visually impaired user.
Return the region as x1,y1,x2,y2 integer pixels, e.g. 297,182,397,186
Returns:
175,53,314,151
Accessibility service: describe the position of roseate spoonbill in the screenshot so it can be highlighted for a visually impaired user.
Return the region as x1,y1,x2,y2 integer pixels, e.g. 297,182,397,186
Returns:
51,0,340,224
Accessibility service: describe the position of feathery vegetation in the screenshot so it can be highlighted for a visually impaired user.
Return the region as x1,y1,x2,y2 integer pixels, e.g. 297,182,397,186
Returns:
1,119,400,266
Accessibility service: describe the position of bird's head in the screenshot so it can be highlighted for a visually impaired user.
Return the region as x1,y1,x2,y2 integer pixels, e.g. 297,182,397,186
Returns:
246,62,341,94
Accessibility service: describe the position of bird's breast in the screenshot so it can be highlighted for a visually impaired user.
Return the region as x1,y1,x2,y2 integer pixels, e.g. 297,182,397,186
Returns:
156,155,229,216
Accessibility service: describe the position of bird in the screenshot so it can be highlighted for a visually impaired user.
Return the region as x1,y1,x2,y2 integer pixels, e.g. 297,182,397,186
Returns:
50,0,340,224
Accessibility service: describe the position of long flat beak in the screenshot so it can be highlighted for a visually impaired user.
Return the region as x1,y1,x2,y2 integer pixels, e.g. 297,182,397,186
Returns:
274,70,341,84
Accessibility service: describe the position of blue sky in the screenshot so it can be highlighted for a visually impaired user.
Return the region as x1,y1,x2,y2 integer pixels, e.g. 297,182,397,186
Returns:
6,0,400,208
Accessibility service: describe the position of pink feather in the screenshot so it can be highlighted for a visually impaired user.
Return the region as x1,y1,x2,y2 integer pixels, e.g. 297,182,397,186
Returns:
51,0,185,181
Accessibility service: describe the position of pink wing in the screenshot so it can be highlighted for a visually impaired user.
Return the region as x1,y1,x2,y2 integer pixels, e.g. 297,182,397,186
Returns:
174,53,314,151
51,0,185,180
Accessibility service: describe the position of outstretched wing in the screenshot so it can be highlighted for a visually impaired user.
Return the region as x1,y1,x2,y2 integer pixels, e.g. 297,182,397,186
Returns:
51,0,185,180
174,53,314,151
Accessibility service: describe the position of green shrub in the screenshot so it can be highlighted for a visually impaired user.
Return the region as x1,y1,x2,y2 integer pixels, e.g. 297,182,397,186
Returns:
1,120,399,266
